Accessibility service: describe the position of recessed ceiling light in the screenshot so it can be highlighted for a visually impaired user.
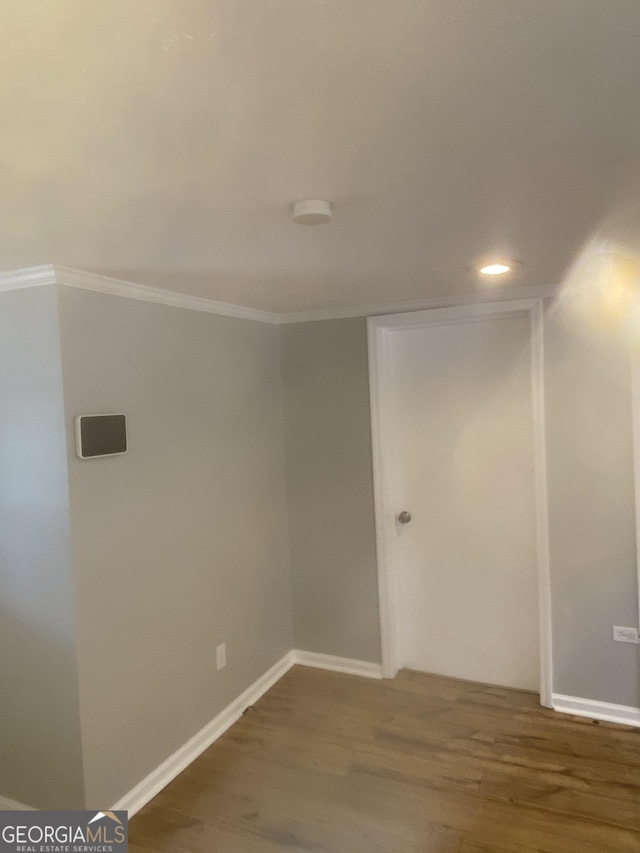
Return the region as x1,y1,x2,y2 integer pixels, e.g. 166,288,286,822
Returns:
479,262,511,276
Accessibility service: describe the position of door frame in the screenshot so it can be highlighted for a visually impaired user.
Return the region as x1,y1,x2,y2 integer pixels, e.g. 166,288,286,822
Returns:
367,298,553,706
629,360,640,652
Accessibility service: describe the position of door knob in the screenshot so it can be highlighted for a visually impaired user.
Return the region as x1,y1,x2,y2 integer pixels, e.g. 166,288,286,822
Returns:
397,510,412,524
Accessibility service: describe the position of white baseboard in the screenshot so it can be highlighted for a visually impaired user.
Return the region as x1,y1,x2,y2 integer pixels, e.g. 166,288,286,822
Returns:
552,693,640,727
292,649,383,679
111,651,295,817
110,648,382,818
0,795,33,811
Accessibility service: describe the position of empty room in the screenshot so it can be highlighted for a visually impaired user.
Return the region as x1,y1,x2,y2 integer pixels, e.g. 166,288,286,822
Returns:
1,2,640,852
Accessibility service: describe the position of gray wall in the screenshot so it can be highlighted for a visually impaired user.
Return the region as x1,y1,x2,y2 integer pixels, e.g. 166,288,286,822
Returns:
4,286,638,812
0,286,85,808
281,306,640,708
281,319,381,663
56,288,293,808
545,303,640,708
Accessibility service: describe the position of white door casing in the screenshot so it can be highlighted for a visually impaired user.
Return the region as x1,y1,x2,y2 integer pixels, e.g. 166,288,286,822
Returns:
368,299,553,706
629,358,640,647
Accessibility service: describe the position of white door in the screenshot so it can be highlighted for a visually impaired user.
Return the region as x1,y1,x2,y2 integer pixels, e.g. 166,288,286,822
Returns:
388,313,539,690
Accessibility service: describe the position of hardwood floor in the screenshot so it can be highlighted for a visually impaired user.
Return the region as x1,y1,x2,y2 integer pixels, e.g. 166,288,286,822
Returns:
130,665,640,852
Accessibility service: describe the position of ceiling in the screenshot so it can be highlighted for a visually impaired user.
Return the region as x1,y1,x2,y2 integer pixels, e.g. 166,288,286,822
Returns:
3,0,640,314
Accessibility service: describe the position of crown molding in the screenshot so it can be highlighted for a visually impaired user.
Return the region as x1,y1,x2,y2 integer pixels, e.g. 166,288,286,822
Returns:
52,266,282,324
0,264,57,291
278,283,559,323
0,264,280,324
0,265,558,325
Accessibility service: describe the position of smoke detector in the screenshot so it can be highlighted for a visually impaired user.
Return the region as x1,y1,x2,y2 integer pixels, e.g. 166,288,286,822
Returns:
291,199,333,225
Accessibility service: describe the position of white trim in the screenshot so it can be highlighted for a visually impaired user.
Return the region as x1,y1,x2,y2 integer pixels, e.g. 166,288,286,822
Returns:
110,649,381,816
279,283,558,324
552,694,640,727
0,264,281,324
292,650,383,679
0,651,381,817
111,652,295,816
630,356,640,645
0,795,34,811
0,264,558,325
530,299,554,708
0,264,57,292
367,299,554,703
368,322,401,678
53,266,281,324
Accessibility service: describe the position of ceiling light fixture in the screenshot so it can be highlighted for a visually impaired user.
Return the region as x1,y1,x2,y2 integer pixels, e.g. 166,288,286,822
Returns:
291,199,333,225
479,262,511,276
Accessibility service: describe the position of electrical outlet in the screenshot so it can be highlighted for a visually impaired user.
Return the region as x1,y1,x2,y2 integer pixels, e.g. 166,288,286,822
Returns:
216,643,227,670
613,626,639,644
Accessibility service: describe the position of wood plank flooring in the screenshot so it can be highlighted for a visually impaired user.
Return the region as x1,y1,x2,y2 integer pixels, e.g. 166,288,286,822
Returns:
130,665,640,852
